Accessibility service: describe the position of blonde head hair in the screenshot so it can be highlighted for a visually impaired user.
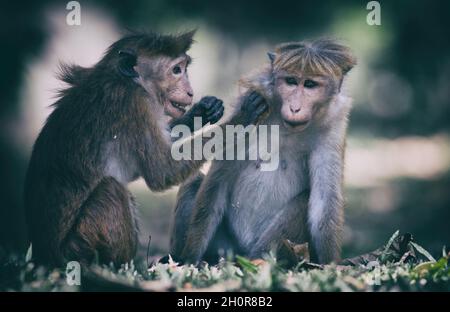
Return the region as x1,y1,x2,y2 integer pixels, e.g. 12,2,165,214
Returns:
273,38,356,78
238,38,356,99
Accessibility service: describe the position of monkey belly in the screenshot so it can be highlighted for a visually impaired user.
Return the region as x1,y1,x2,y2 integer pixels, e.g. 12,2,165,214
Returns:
227,157,309,253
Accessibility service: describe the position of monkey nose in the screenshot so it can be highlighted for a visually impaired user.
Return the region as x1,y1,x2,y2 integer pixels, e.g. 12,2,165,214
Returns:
187,91,193,98
290,106,301,113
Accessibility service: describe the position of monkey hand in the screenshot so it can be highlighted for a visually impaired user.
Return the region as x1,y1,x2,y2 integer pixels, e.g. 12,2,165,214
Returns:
241,91,268,125
188,96,224,126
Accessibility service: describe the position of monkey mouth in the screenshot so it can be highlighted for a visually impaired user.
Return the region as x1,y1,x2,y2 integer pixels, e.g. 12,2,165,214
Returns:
283,119,310,128
169,101,188,113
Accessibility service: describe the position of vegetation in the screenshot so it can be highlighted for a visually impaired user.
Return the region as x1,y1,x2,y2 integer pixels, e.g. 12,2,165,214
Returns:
1,231,448,292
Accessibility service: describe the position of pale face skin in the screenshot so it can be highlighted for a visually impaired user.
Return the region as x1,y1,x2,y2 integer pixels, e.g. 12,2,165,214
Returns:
275,71,336,131
135,54,194,119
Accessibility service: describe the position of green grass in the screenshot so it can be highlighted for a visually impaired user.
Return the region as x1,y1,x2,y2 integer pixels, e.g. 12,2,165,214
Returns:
1,232,449,292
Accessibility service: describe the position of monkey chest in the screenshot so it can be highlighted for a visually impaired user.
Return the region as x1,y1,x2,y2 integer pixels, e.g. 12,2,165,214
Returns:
102,141,140,184
227,153,309,246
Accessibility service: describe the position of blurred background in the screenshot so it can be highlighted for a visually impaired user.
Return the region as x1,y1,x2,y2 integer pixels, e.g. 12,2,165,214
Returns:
0,0,449,260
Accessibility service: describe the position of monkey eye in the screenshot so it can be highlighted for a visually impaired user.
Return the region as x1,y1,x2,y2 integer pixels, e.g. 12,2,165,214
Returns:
285,77,298,86
172,65,182,75
304,79,319,88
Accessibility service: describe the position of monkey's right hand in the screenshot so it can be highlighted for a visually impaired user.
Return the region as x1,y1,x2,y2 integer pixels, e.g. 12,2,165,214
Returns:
188,96,224,126
241,91,269,125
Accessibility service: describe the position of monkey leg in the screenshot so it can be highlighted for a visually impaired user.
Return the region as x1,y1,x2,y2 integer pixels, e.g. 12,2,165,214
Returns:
170,172,243,264
170,172,205,258
248,191,310,259
61,177,138,266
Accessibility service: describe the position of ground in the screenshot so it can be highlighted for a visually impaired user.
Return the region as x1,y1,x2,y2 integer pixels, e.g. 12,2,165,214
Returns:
0,231,448,292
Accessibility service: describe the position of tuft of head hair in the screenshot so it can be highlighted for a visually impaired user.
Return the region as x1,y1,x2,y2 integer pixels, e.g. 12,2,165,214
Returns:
57,63,90,86
105,30,196,58
273,38,356,78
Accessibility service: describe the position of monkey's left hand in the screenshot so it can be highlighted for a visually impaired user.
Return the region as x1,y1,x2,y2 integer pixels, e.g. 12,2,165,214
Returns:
186,96,225,127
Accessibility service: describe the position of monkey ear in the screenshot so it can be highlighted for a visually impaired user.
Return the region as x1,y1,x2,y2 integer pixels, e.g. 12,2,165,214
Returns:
118,49,139,78
267,52,276,65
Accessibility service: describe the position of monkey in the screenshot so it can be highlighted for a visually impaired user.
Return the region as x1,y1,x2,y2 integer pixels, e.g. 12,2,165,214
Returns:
170,38,356,264
24,30,229,267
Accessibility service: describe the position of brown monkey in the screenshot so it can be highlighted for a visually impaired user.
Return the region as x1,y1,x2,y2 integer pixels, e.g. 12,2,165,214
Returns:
24,31,225,266
171,38,356,264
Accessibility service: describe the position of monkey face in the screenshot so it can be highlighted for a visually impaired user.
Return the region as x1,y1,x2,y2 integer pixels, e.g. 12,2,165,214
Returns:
275,72,335,131
132,53,194,119
161,55,194,119
115,31,196,120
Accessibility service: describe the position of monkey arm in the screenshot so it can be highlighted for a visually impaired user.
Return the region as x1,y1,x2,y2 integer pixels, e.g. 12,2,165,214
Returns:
171,91,267,136
141,92,267,191
169,113,196,132
307,135,345,264
136,128,207,191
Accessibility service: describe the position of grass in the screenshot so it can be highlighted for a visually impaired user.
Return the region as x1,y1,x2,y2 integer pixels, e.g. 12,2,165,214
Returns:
0,231,449,292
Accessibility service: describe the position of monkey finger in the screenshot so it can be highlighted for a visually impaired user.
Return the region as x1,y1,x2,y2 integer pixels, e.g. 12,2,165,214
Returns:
251,94,265,106
207,105,224,120
204,109,221,122
200,96,216,102
208,107,224,124
212,99,224,110
245,94,258,107
246,95,264,111
248,91,259,101
257,99,269,110
197,98,212,110
254,101,269,116
206,100,224,115
217,105,225,115
249,100,265,114
200,96,220,109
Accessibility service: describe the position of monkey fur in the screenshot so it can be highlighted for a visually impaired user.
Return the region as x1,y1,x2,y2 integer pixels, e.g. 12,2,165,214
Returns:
171,38,356,264
24,31,224,266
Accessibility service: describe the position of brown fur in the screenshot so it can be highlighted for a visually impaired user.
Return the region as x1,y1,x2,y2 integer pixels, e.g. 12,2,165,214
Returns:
24,31,213,266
